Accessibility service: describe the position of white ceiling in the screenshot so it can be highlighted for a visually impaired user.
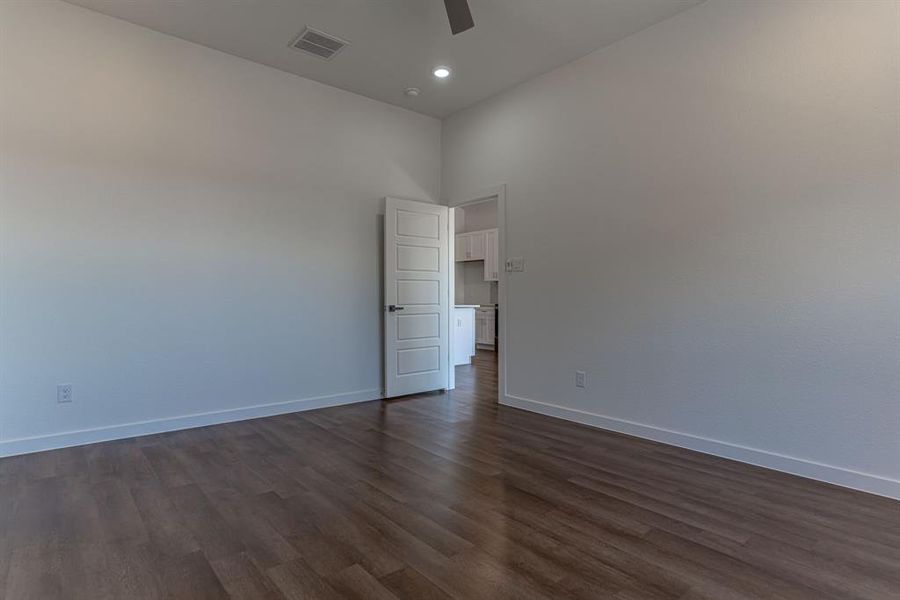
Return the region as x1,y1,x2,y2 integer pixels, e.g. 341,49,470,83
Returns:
64,0,703,118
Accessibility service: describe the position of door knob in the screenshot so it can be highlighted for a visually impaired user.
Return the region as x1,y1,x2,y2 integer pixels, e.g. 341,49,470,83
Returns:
387,305,404,312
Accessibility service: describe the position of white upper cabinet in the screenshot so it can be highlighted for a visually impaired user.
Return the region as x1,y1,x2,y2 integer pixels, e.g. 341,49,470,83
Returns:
455,228,497,274
468,231,486,260
454,235,467,261
483,229,499,281
456,230,486,261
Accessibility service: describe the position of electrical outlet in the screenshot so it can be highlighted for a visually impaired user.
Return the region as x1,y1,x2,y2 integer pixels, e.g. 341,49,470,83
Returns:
57,383,73,403
575,370,586,389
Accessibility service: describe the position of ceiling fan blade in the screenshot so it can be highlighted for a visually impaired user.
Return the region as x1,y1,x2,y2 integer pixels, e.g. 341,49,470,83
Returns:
443,0,474,35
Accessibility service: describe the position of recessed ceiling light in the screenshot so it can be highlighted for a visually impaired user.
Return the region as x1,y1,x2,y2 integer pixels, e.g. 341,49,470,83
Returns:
433,67,451,79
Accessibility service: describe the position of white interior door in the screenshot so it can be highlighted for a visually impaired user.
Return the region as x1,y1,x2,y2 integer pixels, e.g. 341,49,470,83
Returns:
384,197,449,397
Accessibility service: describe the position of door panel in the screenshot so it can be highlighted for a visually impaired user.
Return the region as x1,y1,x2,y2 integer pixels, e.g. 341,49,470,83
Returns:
397,280,439,305
397,245,440,272
397,313,440,340
397,210,440,238
397,346,440,374
385,198,449,397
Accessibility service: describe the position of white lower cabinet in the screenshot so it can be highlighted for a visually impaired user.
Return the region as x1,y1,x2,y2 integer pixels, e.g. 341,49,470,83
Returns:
475,307,496,348
454,307,476,365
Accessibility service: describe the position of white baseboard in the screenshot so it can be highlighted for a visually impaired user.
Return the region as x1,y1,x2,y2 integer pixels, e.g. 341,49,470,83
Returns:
0,388,382,458
502,394,900,501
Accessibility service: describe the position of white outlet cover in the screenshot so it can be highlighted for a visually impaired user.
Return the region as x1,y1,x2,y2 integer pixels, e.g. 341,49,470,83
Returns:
575,370,586,389
57,383,73,403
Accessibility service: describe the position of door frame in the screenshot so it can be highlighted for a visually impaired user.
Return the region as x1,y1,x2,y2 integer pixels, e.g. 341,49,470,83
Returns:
446,184,507,402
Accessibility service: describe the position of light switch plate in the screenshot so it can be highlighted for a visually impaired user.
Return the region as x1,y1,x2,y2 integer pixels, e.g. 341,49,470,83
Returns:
506,257,525,272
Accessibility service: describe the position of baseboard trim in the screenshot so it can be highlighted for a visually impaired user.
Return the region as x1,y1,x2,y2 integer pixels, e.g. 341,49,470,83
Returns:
502,394,900,501
0,388,382,458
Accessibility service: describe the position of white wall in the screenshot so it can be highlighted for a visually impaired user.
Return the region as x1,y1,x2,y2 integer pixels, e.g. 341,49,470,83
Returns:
459,200,497,233
458,262,494,306
0,1,441,451
442,0,900,497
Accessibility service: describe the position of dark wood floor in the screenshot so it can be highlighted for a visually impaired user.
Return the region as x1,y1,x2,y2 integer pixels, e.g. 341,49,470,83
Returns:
1,351,898,599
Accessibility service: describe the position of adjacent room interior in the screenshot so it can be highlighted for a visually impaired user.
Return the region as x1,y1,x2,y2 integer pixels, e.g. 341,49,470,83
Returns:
453,196,499,378
1,1,898,598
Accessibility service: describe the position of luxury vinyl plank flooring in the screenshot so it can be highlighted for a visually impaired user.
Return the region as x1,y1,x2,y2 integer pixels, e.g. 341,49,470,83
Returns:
1,351,898,599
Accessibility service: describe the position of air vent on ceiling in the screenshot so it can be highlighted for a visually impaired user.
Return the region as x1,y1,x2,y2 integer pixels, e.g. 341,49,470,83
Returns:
290,27,348,60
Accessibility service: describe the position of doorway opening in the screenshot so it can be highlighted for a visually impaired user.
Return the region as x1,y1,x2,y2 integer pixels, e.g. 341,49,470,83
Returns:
448,188,505,403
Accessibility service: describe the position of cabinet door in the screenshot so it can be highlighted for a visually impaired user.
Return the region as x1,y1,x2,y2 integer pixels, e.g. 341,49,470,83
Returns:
467,231,486,260
483,229,499,281
485,310,496,343
455,234,467,262
468,310,476,355
475,309,493,344
454,308,476,364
